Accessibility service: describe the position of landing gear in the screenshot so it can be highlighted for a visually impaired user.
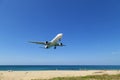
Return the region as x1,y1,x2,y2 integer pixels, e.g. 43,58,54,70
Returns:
54,46,56,49
59,43,63,46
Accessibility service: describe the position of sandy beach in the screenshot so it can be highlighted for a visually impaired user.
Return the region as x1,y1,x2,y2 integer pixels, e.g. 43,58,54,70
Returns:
0,70,119,80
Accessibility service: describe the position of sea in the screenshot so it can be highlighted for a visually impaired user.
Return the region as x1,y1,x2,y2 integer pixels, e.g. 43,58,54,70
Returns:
0,65,120,71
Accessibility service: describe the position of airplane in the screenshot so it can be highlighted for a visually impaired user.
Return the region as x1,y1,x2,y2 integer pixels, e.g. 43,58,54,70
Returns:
29,33,65,49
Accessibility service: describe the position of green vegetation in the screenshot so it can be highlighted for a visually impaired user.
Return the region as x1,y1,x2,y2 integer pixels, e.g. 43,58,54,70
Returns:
32,74,120,80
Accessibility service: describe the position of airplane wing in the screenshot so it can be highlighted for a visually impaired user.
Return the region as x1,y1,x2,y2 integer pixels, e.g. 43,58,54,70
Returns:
29,41,46,45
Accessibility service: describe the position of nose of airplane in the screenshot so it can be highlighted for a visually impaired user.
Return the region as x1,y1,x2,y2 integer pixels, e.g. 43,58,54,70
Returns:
59,33,63,36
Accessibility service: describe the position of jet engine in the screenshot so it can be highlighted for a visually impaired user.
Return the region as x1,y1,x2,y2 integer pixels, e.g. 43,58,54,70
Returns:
45,41,48,44
59,43,63,46
45,45,48,49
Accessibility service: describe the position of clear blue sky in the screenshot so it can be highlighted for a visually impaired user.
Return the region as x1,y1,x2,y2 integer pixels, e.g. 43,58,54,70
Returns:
0,0,120,65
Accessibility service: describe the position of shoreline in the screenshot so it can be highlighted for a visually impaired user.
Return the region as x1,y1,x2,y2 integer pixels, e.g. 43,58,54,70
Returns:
0,70,120,80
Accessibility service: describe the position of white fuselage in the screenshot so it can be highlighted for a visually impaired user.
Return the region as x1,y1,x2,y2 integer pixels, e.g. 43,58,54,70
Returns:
46,33,63,48
51,33,63,43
